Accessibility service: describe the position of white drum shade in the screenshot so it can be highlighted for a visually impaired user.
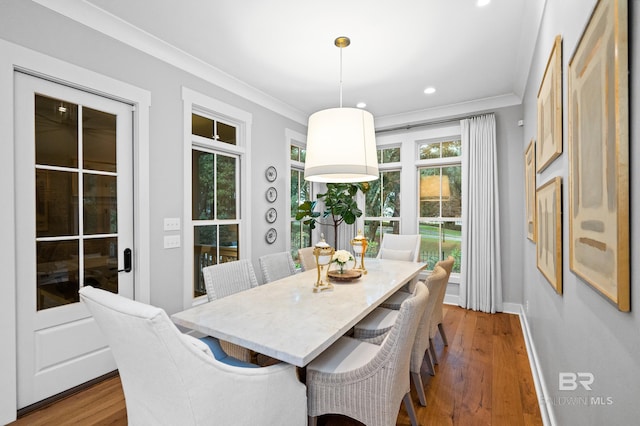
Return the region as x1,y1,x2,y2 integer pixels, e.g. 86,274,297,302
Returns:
304,107,379,183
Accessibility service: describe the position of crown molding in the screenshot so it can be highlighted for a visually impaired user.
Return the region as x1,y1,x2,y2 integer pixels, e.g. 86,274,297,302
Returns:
375,93,522,130
32,0,309,125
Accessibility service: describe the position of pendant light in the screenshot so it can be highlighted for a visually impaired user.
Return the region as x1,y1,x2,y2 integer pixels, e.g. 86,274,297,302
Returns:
304,36,379,183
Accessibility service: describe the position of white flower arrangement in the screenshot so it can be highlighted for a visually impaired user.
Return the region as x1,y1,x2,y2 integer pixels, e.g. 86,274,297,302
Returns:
333,250,354,272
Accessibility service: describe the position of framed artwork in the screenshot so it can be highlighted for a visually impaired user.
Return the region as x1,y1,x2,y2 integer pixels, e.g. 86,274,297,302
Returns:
524,139,536,241
536,35,563,173
536,177,562,294
568,0,629,311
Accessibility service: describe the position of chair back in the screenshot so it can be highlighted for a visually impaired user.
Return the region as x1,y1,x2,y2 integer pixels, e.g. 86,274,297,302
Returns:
258,251,297,283
202,259,259,301
376,234,421,262
79,286,307,426
410,266,446,373
431,256,454,332
373,282,429,407
298,246,316,271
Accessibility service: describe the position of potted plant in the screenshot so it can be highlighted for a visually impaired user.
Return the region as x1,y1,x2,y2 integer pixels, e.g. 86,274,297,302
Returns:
296,182,370,246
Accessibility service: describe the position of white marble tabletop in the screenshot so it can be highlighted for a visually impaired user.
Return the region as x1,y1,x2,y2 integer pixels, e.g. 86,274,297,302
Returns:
171,258,426,367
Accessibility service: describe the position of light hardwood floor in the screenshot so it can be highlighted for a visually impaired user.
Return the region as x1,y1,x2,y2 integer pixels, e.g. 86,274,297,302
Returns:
11,306,542,426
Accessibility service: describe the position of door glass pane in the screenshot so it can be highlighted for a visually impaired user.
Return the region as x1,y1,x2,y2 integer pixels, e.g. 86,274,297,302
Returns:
194,225,217,298
192,150,214,220
216,155,236,219
84,238,118,293
291,170,299,216
83,107,116,172
219,224,239,262
381,171,401,217
418,141,441,160
84,174,117,235
290,145,299,161
419,168,442,217
192,113,214,139
35,94,78,168
442,165,462,217
217,121,236,145
419,221,462,272
37,240,79,310
442,139,462,158
36,169,78,238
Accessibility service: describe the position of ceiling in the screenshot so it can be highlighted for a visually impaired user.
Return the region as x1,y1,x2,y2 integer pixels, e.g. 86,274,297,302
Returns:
36,0,544,127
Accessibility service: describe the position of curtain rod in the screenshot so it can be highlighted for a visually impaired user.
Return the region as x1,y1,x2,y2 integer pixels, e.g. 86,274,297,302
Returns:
375,114,479,134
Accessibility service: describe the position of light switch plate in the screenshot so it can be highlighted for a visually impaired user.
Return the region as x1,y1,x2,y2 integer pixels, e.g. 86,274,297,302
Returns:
164,217,181,231
164,235,181,249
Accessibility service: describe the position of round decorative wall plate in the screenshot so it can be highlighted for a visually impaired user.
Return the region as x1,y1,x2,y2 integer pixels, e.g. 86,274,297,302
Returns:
265,166,277,182
265,228,277,244
265,186,278,203
265,207,277,223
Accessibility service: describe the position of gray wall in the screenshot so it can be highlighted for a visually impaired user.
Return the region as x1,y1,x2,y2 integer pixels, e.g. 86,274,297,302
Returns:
0,1,306,314
522,0,640,424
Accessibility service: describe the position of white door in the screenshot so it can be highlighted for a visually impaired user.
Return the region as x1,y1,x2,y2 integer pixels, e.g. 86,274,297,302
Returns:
14,72,134,408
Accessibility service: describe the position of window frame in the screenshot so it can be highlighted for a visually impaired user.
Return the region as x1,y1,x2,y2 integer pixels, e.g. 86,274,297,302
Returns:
362,145,402,257
416,135,462,280
182,87,252,308
285,129,313,267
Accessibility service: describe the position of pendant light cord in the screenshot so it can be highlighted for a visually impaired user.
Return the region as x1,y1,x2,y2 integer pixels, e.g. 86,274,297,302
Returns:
339,45,343,108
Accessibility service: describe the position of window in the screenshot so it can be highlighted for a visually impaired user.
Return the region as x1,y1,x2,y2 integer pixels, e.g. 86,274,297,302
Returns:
192,145,240,297
290,141,311,267
417,138,462,272
364,147,401,257
183,88,251,304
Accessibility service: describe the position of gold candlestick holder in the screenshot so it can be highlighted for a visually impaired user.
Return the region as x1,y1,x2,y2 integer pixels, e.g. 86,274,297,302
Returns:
313,235,335,293
350,229,368,274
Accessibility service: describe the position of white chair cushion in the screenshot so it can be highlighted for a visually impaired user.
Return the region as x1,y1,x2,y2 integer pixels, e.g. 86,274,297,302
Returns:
354,307,398,338
380,248,413,261
381,291,411,309
308,336,379,374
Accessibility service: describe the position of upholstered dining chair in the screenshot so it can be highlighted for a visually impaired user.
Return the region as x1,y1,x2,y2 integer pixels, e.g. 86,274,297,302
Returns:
306,282,429,426
376,233,421,262
202,259,259,362
377,234,422,310
79,286,307,426
354,266,447,406
297,246,316,271
431,256,455,347
258,251,297,283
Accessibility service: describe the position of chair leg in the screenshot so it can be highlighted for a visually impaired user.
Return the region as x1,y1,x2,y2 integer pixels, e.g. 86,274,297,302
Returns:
429,337,438,364
403,392,420,426
424,349,435,376
308,416,317,426
411,371,427,407
438,322,448,346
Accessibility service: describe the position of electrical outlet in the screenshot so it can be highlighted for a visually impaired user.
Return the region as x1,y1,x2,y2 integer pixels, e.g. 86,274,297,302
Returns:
164,217,181,231
525,300,530,313
164,235,181,249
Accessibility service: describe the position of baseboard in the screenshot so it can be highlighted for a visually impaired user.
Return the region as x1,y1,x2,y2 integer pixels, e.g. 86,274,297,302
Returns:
443,295,554,425
517,304,555,426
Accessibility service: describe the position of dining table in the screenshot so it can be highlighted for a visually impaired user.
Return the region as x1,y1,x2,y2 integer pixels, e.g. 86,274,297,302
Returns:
171,258,426,367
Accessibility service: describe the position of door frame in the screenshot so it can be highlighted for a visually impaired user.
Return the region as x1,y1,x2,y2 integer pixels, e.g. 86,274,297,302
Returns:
0,39,151,424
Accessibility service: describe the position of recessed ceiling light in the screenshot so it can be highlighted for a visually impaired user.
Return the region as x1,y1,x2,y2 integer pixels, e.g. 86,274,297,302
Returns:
477,0,490,7
356,102,367,108
424,87,436,95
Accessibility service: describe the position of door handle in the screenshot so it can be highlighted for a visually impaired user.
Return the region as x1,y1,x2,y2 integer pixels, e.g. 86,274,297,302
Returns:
118,248,132,273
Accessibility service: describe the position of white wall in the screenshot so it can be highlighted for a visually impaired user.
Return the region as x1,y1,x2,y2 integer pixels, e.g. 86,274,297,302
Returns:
522,0,640,424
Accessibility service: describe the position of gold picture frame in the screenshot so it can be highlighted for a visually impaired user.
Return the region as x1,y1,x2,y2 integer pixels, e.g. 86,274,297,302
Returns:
525,139,536,241
568,0,629,311
536,35,562,173
536,177,562,294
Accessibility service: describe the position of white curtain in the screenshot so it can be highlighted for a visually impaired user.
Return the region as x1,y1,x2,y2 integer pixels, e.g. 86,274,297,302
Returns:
459,114,503,313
